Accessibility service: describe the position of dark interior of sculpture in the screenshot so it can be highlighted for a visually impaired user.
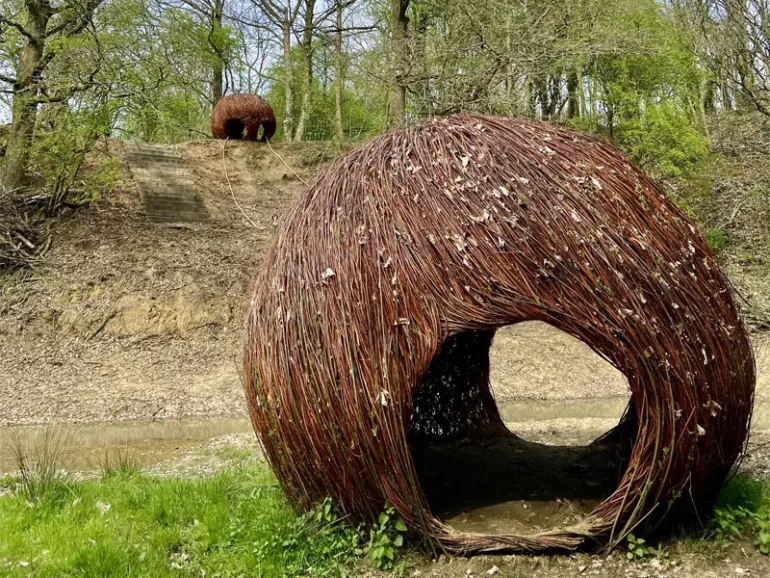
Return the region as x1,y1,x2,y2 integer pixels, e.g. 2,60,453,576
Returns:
409,328,636,534
224,119,245,140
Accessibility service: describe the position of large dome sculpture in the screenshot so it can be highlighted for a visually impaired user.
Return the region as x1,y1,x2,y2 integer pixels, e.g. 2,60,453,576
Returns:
243,115,755,553
210,93,276,141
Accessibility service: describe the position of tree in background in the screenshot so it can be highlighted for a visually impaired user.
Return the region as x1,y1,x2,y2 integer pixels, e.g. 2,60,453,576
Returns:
702,0,770,117
245,0,302,140
1,0,106,192
1,0,768,181
386,0,407,127
161,0,230,104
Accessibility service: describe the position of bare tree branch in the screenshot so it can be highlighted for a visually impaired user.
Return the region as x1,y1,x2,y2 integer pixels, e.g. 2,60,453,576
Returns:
0,16,35,41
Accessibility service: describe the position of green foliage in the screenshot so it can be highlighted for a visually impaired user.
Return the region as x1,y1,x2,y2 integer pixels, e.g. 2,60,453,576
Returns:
265,44,387,142
626,533,657,561
27,104,118,207
552,0,710,179
246,493,363,577
708,474,770,555
714,474,767,519
758,527,770,556
367,505,408,571
711,505,751,539
706,228,730,252
615,102,710,180
122,93,210,143
103,2,233,142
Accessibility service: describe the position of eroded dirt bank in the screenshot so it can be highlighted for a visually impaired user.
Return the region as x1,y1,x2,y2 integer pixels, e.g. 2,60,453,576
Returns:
1,138,769,427
0,140,332,426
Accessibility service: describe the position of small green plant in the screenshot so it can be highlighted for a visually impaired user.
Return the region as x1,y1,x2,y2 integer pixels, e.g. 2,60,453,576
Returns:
247,493,363,576
626,533,657,561
312,497,363,559
710,505,754,539
8,427,75,504
756,521,770,555
707,473,770,556
367,505,408,571
99,446,140,478
705,228,729,252
77,155,122,205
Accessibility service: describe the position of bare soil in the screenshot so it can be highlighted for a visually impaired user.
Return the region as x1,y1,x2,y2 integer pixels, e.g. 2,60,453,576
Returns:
0,139,334,426
1,138,770,427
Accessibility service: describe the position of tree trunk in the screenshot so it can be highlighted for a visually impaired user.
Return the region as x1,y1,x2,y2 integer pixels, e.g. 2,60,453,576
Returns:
547,74,560,118
282,15,295,141
720,80,732,111
526,78,537,117
333,0,344,146
726,0,756,113
703,78,716,114
211,0,225,104
699,79,712,140
412,10,430,118
535,77,548,119
1,2,50,192
3,99,39,192
567,68,580,118
387,0,409,129
294,0,316,142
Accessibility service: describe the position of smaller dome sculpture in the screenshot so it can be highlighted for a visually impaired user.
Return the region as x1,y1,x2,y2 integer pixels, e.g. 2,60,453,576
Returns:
210,94,276,142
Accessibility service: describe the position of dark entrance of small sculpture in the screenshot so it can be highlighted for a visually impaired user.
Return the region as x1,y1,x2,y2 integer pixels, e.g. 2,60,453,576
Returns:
243,115,755,554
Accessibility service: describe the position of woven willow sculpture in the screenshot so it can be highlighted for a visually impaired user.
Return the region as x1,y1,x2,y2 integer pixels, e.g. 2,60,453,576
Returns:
210,94,276,141
244,115,755,553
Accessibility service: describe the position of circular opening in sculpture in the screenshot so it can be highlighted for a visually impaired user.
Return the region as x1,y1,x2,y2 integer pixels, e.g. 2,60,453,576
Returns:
490,322,629,446
409,322,635,536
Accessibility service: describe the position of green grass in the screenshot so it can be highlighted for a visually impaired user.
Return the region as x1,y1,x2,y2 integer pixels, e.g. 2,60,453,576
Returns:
0,466,369,578
705,227,730,252
3,461,767,577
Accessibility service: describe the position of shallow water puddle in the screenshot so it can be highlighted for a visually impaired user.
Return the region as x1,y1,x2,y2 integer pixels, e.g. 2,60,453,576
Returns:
498,397,629,422
0,418,251,473
1,396,767,476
